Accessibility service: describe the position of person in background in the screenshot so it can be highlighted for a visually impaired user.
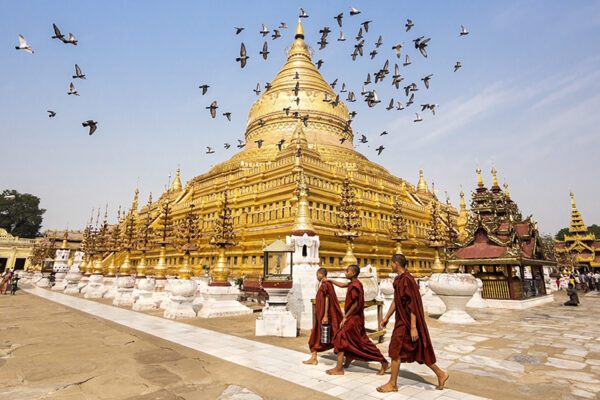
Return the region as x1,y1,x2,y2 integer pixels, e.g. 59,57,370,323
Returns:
564,283,580,306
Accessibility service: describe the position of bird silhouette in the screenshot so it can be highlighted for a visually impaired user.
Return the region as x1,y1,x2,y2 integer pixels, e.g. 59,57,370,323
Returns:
299,8,309,18
376,145,385,155
73,64,85,79
52,24,65,41
236,43,249,68
253,83,261,95
255,139,264,148
199,84,209,95
65,33,77,45
234,27,244,35
224,143,231,149
361,20,372,33
454,61,462,72
460,25,469,36
223,112,232,121
82,120,97,135
276,139,285,150
349,6,361,16
260,41,269,60
421,74,433,89
335,13,343,27
47,110,56,118
260,24,269,37
405,19,414,32
68,82,79,96
206,146,215,154
15,34,33,53
206,101,218,118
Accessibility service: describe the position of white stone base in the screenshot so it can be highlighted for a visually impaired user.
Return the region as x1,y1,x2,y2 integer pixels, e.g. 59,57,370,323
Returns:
466,279,487,309
36,277,51,288
152,278,170,309
256,307,297,337
112,276,136,307
437,295,477,324
163,295,197,319
78,276,89,293
483,294,554,309
51,272,67,291
102,276,118,299
133,277,159,311
196,285,252,318
421,290,446,315
84,274,107,298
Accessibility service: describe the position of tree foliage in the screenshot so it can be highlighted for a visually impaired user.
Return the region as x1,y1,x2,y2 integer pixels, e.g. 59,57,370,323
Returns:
0,189,45,238
555,224,600,240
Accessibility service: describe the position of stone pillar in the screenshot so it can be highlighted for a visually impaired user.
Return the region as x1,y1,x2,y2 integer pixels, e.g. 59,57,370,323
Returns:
285,233,320,330
256,283,297,337
113,274,136,306
64,252,83,294
52,248,70,291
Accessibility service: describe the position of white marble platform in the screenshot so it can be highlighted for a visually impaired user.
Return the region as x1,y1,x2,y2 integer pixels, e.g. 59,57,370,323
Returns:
24,286,485,400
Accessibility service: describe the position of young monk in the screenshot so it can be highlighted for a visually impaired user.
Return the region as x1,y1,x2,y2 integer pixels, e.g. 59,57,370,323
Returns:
324,264,389,375
303,267,343,365
377,254,449,392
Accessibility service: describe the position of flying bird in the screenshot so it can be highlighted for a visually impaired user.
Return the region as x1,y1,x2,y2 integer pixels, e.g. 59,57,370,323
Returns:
260,24,269,37
361,20,372,33
253,83,261,95
283,107,291,115
65,33,77,45
258,119,265,127
396,102,404,110
224,143,231,149
317,38,328,50
374,35,383,48
236,42,249,68
15,34,33,53
349,111,358,119
405,19,414,32
460,25,469,36
386,99,394,110
265,82,272,91
380,131,388,136
271,29,281,40
338,31,346,41
403,54,411,67
349,6,361,16
376,145,385,155
276,139,286,150
300,114,309,127
255,139,264,148
293,81,300,96
299,8,309,18
82,120,97,135
414,36,431,58
364,73,371,85
330,78,338,89
414,113,422,122
199,84,209,95
237,139,246,148
334,13,343,27
359,134,368,143
339,137,347,144
294,71,300,80
279,22,288,29
206,101,218,118
454,61,462,72
392,42,403,58
316,59,324,69
52,24,65,41
67,82,79,96
429,104,438,115
407,93,415,107
347,91,356,102
260,41,269,60
206,146,215,154
234,27,244,35
73,64,85,79
355,27,363,41
223,112,232,121
47,110,56,118
369,50,377,59
421,74,433,89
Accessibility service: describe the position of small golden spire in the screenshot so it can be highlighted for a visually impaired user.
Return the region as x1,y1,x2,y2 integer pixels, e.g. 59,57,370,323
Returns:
61,229,69,250
503,181,511,200
459,190,466,211
132,187,139,211
292,168,315,234
570,191,576,209
295,18,304,39
476,167,483,188
171,167,183,191
163,184,167,195
491,166,499,187
417,169,428,193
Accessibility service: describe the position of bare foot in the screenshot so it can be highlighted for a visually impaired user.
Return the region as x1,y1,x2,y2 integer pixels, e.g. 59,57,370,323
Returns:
343,358,352,368
435,371,449,390
376,383,398,393
302,358,318,365
326,367,344,375
377,361,390,375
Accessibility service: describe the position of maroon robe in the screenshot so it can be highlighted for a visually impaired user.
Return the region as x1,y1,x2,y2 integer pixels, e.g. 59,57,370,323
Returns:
0,270,13,294
308,281,343,352
333,280,386,362
389,272,436,365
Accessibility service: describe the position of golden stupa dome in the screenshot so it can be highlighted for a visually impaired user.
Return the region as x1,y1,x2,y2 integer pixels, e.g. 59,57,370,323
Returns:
243,20,353,155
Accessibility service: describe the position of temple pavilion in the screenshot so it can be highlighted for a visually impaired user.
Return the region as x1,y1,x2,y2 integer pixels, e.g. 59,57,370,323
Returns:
448,168,555,300
80,21,456,280
554,193,600,272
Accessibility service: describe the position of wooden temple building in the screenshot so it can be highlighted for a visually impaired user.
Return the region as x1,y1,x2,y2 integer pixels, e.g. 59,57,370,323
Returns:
448,168,555,300
554,193,600,272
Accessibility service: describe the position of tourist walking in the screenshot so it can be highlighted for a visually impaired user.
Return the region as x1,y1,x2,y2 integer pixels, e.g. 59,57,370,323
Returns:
564,283,580,306
10,273,19,295
377,254,448,393
0,269,13,294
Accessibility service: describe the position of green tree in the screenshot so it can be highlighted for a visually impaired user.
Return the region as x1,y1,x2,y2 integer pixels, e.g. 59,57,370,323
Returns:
555,224,600,240
0,189,45,238
555,227,569,241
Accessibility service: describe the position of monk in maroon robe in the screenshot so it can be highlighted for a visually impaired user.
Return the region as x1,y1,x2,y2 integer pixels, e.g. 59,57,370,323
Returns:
325,265,389,375
378,254,449,392
304,267,343,365
1,269,13,294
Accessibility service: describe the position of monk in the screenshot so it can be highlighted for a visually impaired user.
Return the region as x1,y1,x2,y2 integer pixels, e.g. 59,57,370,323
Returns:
303,267,343,365
0,269,13,295
377,254,449,392
325,264,389,375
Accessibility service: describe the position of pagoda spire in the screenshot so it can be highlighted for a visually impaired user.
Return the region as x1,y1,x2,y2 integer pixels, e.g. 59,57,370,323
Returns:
491,166,499,187
417,169,428,193
132,187,139,211
459,190,466,212
476,167,484,188
295,18,305,39
503,181,511,200
569,192,588,234
171,167,183,191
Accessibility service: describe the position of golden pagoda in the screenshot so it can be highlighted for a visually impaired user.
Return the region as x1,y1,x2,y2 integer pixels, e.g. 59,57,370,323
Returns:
117,20,456,279
555,192,600,272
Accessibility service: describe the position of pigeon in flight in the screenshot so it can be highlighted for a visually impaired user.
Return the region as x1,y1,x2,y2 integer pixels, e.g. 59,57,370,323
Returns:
355,27,363,41
359,135,368,143
323,92,331,103
265,82,272,91
361,20,372,33
330,78,338,89
460,25,469,36
65,33,77,45
364,73,371,85
454,61,462,72
392,42,403,58
421,74,433,89
340,83,347,92
414,37,431,58
260,24,269,37
223,112,232,121
271,29,281,40
396,102,404,110
405,19,414,32
73,64,85,79
199,84,209,95
68,82,79,96
206,101,218,118
299,8,309,18
350,6,361,16
253,83,261,95
317,38,328,50
335,13,343,27
429,104,438,115
380,131,388,136
259,119,265,127
260,41,269,60
15,34,33,53
294,71,300,80
338,31,346,41
255,139,264,148
82,120,97,135
237,139,246,148
406,93,415,107
279,22,288,29
316,59,324,69
206,147,215,154
339,137,347,144
347,91,356,102
376,145,385,155
224,143,231,149
403,54,411,67
234,27,244,35
283,107,291,115
293,82,300,96
301,115,309,127
349,111,358,119
52,24,65,41
236,43,249,68
47,110,56,118
374,35,383,48
386,99,394,110
414,113,422,122
276,139,286,150
370,50,377,59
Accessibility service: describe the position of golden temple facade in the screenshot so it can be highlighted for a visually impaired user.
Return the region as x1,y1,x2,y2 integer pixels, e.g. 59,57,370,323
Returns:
93,21,457,279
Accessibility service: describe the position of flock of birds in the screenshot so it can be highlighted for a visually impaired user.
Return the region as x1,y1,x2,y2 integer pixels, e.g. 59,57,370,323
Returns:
15,24,98,135
14,6,469,156
196,6,469,156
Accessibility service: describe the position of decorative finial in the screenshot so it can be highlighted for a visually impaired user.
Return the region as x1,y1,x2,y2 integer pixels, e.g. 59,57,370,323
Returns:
459,189,466,210
476,167,483,188
417,169,428,193
570,191,576,208
171,167,183,191
491,166,499,187
504,181,511,200
295,18,304,39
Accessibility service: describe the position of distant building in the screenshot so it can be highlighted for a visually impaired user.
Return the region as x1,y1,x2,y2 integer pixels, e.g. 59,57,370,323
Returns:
0,228,36,272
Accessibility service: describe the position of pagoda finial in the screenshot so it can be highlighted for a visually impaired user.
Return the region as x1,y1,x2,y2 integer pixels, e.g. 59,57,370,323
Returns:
570,191,576,209
417,169,428,193
504,181,511,200
132,187,139,211
459,190,466,211
171,167,182,191
476,167,484,188
292,168,315,235
491,166,499,187
295,18,304,39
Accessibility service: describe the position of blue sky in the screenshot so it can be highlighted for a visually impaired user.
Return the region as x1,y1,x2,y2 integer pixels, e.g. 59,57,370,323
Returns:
1,1,599,235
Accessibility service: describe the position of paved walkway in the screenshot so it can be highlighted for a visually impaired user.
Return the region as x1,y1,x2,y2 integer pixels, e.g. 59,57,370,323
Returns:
24,286,485,400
